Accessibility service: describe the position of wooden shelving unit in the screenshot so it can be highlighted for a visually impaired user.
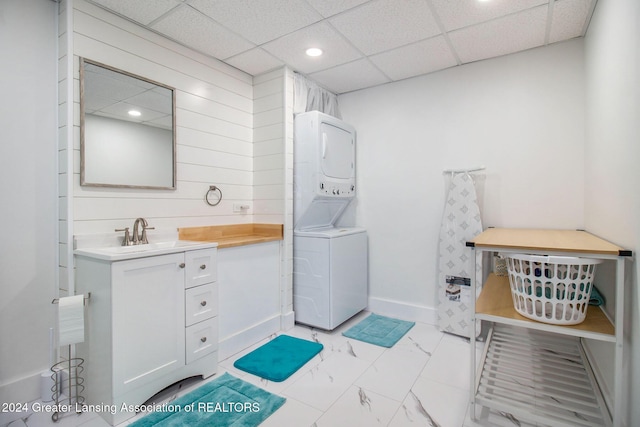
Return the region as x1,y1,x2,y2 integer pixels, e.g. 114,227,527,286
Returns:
467,228,631,427
477,274,615,341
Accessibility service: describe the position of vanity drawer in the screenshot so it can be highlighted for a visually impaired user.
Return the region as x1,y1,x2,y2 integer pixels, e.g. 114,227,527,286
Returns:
185,283,217,327
185,248,217,288
185,317,218,364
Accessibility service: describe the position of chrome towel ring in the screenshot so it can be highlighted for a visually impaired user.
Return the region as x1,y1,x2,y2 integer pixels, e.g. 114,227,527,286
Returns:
205,185,222,206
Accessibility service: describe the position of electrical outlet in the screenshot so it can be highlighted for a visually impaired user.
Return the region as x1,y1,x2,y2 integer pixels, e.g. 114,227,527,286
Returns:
233,203,251,213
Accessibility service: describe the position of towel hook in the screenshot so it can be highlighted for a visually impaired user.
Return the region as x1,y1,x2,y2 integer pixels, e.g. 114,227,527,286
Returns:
205,185,223,206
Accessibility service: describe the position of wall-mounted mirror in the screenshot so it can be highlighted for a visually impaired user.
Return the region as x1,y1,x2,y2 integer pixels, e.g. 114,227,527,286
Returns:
80,58,176,189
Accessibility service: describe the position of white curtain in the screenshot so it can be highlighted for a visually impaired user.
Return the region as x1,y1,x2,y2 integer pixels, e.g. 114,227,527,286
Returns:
293,72,341,119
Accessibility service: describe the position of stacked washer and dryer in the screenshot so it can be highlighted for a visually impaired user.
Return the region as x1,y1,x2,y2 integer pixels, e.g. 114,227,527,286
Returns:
293,111,368,330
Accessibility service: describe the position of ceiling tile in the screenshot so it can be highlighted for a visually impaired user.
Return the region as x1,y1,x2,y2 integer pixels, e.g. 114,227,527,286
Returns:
449,5,548,64
430,0,547,32
309,59,390,94
305,0,371,18
151,5,255,60
87,0,181,25
189,0,322,45
549,0,594,43
225,48,285,76
369,36,458,81
262,22,363,74
329,0,441,55
87,0,597,93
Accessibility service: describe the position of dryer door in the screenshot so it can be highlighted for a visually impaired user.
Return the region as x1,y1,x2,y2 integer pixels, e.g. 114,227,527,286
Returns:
320,122,354,179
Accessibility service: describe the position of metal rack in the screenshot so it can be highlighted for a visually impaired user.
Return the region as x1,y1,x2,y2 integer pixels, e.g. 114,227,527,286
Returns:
467,228,631,427
50,348,85,422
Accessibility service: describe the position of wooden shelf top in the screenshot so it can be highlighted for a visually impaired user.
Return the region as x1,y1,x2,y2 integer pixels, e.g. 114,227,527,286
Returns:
178,223,283,249
477,274,615,339
469,228,630,256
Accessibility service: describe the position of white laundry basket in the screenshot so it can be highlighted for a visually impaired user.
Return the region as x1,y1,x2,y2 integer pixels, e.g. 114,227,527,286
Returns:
505,254,602,325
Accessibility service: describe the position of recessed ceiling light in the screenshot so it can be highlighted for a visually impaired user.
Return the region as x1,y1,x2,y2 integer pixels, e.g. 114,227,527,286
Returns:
128,110,141,117
305,48,323,57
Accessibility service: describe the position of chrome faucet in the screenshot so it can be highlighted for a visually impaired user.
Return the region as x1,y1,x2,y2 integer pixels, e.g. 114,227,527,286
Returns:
132,217,154,245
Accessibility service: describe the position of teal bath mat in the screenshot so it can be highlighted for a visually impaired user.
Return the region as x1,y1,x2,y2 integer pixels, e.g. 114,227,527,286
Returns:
129,372,285,427
342,313,415,348
233,335,323,382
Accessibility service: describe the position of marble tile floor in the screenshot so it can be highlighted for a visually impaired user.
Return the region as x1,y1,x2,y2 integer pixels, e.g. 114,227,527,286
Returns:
14,312,539,427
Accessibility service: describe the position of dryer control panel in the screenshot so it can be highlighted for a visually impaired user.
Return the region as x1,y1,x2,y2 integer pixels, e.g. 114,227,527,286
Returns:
318,180,355,197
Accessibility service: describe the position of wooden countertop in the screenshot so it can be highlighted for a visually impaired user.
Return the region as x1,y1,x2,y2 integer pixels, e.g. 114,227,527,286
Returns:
178,223,283,249
469,228,631,256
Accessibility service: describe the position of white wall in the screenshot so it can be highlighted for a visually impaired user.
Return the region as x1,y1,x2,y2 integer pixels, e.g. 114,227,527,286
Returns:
339,39,586,320
0,0,58,405
584,0,640,424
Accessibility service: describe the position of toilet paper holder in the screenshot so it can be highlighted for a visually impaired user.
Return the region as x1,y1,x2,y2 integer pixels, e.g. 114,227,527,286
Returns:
51,293,91,305
50,293,90,422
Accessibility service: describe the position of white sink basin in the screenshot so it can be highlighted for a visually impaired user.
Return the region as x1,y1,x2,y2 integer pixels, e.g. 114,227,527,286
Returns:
74,240,218,261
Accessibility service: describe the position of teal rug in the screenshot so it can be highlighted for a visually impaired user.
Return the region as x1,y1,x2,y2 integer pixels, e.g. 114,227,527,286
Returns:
233,335,323,382
128,373,285,427
342,313,415,348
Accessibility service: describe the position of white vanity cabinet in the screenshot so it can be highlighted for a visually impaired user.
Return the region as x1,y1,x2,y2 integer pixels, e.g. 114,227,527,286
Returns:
111,253,186,397
75,246,218,426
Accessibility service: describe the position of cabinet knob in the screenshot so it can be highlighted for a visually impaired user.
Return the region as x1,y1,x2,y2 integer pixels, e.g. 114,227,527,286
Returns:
200,337,207,343
179,263,186,268
200,264,207,270
200,301,207,307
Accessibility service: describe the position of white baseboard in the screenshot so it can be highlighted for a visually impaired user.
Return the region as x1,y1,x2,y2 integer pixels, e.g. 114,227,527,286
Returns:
367,297,437,325
218,315,281,361
0,373,41,427
280,310,295,331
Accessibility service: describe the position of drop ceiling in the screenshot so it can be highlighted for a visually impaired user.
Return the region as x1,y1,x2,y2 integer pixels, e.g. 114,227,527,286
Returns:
86,0,597,94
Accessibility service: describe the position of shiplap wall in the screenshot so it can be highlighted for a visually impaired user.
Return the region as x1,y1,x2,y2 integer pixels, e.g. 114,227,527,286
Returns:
252,67,295,322
58,0,74,294
60,0,286,293
254,69,286,224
